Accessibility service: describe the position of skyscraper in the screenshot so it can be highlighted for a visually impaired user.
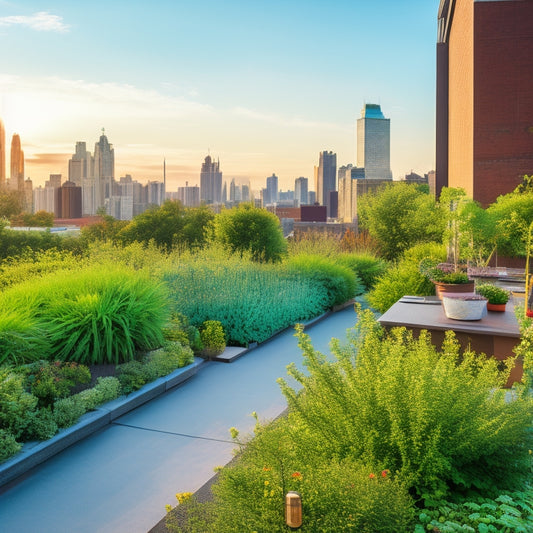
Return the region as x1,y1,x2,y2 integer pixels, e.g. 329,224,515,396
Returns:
69,142,93,187
93,130,114,211
436,0,533,206
317,151,337,217
265,173,279,205
0,119,5,188
200,155,222,204
294,177,309,207
356,104,392,180
10,134,24,193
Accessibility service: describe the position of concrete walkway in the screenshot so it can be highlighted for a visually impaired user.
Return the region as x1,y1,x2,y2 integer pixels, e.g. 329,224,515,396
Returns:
0,306,359,533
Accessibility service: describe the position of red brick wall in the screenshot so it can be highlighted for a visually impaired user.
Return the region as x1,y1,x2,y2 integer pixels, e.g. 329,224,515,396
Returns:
473,1,533,206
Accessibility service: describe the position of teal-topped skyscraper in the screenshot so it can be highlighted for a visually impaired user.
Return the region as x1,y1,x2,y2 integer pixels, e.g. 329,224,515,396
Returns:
356,104,392,180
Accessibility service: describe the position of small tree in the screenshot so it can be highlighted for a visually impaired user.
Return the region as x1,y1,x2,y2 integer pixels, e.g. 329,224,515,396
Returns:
357,182,444,260
213,203,287,263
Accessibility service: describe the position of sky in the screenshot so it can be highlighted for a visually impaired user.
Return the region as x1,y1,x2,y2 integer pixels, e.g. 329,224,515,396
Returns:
0,0,439,192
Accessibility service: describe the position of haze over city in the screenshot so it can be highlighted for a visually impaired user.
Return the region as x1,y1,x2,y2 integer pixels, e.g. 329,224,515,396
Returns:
0,0,437,191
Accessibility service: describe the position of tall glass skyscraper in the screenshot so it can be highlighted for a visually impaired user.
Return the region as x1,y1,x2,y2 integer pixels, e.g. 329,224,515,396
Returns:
10,133,24,193
200,155,222,204
94,130,115,211
317,150,337,217
356,104,392,180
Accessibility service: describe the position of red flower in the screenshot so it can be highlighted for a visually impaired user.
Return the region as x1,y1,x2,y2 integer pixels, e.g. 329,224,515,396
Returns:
381,470,390,478
291,471,303,480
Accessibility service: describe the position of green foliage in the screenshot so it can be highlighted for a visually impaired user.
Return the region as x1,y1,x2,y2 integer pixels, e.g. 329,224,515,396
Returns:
10,210,54,227
163,252,328,345
213,203,287,263
278,310,533,498
513,309,533,391
476,284,510,305
287,254,361,307
0,189,23,219
487,189,533,257
53,396,86,428
0,265,168,364
415,490,533,532
0,225,67,261
116,361,150,394
287,230,342,257
73,377,122,411
144,342,194,377
368,242,446,313
79,214,128,245
0,429,22,463
21,361,91,408
334,252,388,291
118,201,214,250
0,309,49,366
21,408,58,441
0,249,81,290
357,182,445,260
199,321,226,357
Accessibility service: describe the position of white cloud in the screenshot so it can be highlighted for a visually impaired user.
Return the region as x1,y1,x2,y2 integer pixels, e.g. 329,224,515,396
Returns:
0,11,70,33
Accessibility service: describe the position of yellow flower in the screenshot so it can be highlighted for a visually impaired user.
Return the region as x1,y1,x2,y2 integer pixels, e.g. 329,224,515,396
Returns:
165,504,172,513
175,492,193,505
264,480,270,486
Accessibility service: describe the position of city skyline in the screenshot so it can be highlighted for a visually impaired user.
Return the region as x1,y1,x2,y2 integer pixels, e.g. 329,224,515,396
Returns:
0,1,437,190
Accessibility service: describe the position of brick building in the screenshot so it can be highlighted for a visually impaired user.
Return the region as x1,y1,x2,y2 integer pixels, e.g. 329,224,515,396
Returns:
436,0,533,206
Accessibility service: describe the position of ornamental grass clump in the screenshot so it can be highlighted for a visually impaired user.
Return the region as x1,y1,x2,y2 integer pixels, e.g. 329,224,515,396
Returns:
0,264,169,365
279,309,533,498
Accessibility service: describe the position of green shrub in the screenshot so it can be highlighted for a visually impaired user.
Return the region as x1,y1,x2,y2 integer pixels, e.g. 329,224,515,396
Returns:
287,253,361,307
144,342,194,378
335,252,388,291
0,369,39,439
0,310,49,366
278,309,533,498
476,283,510,305
74,376,122,410
0,429,21,463
116,361,149,394
185,325,203,354
22,361,91,408
21,408,58,441
53,396,86,428
368,242,446,313
200,321,226,357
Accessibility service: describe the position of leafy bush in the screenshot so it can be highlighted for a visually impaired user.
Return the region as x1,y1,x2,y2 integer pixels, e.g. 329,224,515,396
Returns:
287,253,361,307
335,252,388,291
22,361,91,408
74,377,122,411
415,490,533,532
21,408,58,441
368,242,446,313
278,310,533,498
0,265,169,364
200,321,226,357
144,342,194,377
0,429,21,463
53,396,86,428
0,369,39,440
116,361,149,394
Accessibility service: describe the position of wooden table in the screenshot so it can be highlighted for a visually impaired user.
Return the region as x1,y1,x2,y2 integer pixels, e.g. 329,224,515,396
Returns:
378,297,522,386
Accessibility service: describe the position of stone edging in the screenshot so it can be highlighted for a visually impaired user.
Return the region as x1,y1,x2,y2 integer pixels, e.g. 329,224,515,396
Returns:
0,359,205,489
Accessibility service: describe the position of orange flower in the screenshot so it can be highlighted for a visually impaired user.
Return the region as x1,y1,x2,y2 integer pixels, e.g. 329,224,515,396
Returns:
291,471,303,480
262,466,271,472
369,473,376,479
381,469,390,478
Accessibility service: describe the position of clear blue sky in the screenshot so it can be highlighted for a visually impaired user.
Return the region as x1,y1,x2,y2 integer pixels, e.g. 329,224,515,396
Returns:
0,0,438,191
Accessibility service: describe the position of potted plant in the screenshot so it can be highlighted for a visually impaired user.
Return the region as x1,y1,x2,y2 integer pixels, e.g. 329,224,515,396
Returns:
475,283,510,312
419,259,475,300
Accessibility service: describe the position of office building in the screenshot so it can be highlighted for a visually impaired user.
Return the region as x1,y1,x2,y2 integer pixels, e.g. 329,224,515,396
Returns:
294,177,309,207
200,155,222,204
436,0,533,206
264,173,279,205
68,142,93,188
356,104,392,180
93,130,114,212
177,182,200,207
316,151,337,217
10,134,24,193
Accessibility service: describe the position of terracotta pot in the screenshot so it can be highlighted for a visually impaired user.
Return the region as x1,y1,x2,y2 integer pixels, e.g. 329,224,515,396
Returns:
487,303,506,312
434,281,475,300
